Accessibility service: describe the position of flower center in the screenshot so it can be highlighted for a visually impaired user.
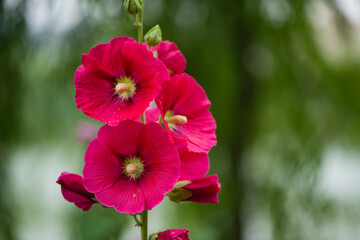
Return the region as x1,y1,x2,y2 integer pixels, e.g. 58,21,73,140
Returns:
125,163,138,175
164,110,187,130
123,157,144,179
115,76,136,99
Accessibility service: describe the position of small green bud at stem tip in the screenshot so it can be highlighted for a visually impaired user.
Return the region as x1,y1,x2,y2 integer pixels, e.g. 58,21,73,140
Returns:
123,0,143,15
144,25,162,47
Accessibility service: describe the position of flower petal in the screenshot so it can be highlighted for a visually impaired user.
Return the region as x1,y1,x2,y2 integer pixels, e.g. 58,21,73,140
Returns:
151,41,186,75
83,139,123,193
97,120,142,157
95,177,145,214
179,151,209,181
137,122,180,209
122,41,169,91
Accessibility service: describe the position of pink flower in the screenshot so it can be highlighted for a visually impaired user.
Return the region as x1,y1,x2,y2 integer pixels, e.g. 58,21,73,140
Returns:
149,73,216,153
75,36,169,126
152,229,190,240
167,175,220,204
150,41,186,75
56,172,96,211
83,120,180,214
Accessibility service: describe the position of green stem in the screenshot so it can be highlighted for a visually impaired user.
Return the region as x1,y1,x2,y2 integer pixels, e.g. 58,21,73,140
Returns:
141,210,148,240
133,2,147,238
136,2,147,237
134,14,143,43
139,0,144,43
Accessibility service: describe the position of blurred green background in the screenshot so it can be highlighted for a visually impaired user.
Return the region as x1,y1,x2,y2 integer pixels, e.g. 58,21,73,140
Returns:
1,0,360,239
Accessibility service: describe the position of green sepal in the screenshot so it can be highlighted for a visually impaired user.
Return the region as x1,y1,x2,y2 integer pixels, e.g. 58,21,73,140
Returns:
149,231,162,240
167,181,192,203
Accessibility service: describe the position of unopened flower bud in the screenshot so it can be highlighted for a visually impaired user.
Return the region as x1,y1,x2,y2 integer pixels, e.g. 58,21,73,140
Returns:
167,176,220,203
56,172,97,211
123,0,142,15
145,25,162,47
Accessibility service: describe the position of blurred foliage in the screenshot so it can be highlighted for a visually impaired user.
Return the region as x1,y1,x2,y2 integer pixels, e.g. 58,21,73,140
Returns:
1,0,360,239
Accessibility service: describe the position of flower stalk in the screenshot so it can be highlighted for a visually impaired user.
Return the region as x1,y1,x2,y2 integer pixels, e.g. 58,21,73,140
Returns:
141,210,148,240
132,0,144,43
134,2,147,240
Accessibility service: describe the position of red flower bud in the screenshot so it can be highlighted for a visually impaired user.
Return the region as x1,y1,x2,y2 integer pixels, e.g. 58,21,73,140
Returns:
167,175,220,203
184,175,220,203
56,172,96,211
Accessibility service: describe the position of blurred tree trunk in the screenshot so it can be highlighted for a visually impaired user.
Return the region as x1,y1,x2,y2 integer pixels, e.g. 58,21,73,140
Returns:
0,0,26,239
222,1,259,239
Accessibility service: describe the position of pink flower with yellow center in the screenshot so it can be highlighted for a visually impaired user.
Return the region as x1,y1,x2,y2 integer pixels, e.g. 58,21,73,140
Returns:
147,73,217,153
75,36,169,126
83,120,180,214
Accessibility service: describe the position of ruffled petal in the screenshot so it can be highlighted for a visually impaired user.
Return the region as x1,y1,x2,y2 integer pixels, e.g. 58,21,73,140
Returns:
178,151,209,181
81,43,113,80
151,41,186,75
97,120,142,157
137,123,180,209
122,41,169,91
108,36,135,76
83,139,123,193
95,177,145,214
173,110,217,153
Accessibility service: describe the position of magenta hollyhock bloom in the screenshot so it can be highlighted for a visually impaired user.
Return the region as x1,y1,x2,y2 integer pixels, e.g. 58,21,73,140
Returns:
168,175,220,204
150,41,186,75
156,229,190,240
56,172,96,211
75,36,169,126
83,120,180,214
150,73,216,153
